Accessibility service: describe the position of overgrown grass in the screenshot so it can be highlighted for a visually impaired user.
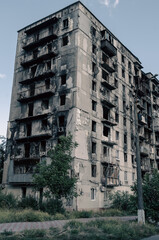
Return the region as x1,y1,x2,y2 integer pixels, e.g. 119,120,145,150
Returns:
0,220,158,240
0,209,51,223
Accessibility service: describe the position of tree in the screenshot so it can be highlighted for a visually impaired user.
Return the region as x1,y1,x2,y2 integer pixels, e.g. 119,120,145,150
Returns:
0,136,6,183
33,134,78,204
131,170,159,223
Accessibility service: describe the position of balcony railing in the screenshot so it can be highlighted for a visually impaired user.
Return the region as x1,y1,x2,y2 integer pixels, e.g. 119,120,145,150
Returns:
101,76,116,90
101,92,116,108
101,155,116,164
101,58,115,73
9,174,33,184
17,84,55,102
101,117,117,126
21,46,58,68
140,145,149,157
102,137,117,146
16,130,52,143
101,39,117,57
20,66,56,84
23,28,58,51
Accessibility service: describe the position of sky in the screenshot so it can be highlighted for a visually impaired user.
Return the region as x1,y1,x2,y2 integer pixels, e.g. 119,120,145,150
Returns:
0,0,159,137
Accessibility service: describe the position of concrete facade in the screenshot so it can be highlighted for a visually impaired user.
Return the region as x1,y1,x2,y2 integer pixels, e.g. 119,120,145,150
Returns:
3,1,159,210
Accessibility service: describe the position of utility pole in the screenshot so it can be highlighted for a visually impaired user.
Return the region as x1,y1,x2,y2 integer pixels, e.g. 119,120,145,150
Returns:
134,92,145,224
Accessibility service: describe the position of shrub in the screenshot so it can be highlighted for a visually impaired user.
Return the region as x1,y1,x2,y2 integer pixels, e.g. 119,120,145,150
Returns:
18,195,38,210
109,191,136,213
0,191,17,209
40,198,65,215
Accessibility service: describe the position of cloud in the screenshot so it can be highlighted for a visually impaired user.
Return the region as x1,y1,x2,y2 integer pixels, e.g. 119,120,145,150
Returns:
100,0,120,8
0,74,6,79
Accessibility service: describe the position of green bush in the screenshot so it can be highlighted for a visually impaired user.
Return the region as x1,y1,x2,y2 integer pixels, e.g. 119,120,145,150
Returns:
18,195,38,210
109,191,137,213
0,191,17,209
40,198,65,215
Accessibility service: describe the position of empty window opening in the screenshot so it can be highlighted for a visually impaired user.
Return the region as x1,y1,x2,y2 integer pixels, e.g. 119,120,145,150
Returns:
91,164,97,177
62,35,68,46
29,83,35,96
59,116,65,127
41,141,46,152
45,79,50,89
46,60,51,70
61,74,66,85
42,119,48,130
124,153,127,162
47,42,52,52
92,80,96,92
92,100,97,111
60,95,66,105
92,121,96,132
102,52,109,63
115,112,119,123
128,61,131,71
33,49,38,59
116,150,119,159
30,65,37,78
122,68,125,78
115,78,118,88
63,18,68,28
124,171,128,181
124,133,127,144
103,106,109,120
116,131,119,140
28,102,34,117
102,69,108,81
92,44,97,54
103,146,109,157
24,143,30,158
92,142,96,154
92,27,96,37
26,123,32,136
123,116,126,126
103,126,109,137
91,188,96,200
121,54,125,63
129,75,132,84
92,62,96,73
42,99,49,110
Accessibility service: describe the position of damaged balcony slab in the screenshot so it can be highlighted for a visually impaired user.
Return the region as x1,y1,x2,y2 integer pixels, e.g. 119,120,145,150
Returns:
16,133,52,143
101,39,117,57
15,113,51,122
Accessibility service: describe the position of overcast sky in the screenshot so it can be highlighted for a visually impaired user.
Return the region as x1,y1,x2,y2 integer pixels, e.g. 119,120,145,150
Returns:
0,0,159,137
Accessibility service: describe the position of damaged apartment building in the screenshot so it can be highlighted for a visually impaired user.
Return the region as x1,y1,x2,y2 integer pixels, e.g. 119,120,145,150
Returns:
2,1,159,210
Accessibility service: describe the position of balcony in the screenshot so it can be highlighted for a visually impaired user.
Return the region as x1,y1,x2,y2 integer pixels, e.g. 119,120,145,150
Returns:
101,58,115,73
9,174,33,184
21,46,58,68
101,77,116,90
101,117,117,126
101,155,116,164
25,16,58,35
138,113,147,125
102,137,117,146
154,118,159,132
15,113,50,123
101,93,116,108
23,28,58,51
17,85,55,102
101,39,117,57
16,131,52,143
140,145,149,157
19,67,56,85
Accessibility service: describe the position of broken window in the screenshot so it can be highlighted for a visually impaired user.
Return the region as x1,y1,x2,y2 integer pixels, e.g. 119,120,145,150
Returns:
92,44,96,54
61,74,66,85
60,94,66,105
128,61,131,71
124,133,127,144
116,150,119,159
92,62,96,73
121,54,125,64
115,112,119,123
124,153,127,162
91,188,95,200
28,102,34,117
62,35,68,46
114,78,118,88
41,119,48,130
122,68,125,78
41,99,49,110
46,60,51,70
45,79,50,90
124,171,128,181
116,131,119,140
103,106,109,120
103,125,109,137
92,142,96,154
30,65,37,78
92,100,97,111
92,26,96,37
29,83,35,96
102,52,109,63
41,140,46,152
102,69,108,81
33,49,38,59
47,42,52,52
59,116,65,127
123,116,126,126
92,121,96,132
91,164,97,177
26,123,32,136
129,75,132,84
103,146,109,157
92,80,96,92
63,18,68,28
24,143,30,158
